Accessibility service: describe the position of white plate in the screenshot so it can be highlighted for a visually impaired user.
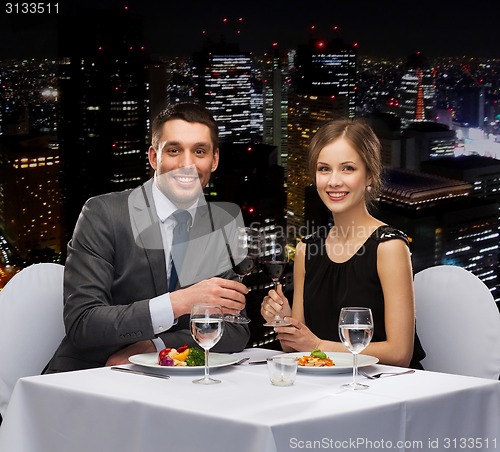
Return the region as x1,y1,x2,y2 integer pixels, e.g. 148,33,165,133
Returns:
128,352,239,371
275,352,379,374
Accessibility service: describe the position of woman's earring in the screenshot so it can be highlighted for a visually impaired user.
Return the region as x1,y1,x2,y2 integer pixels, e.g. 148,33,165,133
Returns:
366,185,372,193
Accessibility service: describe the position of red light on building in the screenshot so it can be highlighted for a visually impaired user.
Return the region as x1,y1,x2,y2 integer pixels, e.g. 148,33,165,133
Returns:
272,42,278,47
248,207,255,214
315,40,326,49
387,98,399,107
222,18,228,23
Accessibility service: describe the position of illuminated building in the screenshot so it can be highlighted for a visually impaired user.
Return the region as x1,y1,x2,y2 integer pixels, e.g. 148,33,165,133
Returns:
421,154,500,202
402,121,456,170
378,168,499,304
262,44,290,166
399,52,436,127
0,135,62,259
193,40,254,143
286,94,348,236
57,6,158,242
295,34,357,118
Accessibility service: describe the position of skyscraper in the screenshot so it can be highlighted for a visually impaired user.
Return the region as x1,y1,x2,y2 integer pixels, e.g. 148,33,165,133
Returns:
0,134,62,259
294,33,357,118
378,168,499,303
262,44,290,166
192,39,254,143
285,31,354,236
286,94,348,236
399,52,436,127
57,6,156,243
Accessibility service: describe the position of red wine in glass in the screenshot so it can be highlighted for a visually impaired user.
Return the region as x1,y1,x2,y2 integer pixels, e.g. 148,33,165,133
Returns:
225,227,262,324
260,260,288,286
261,235,291,327
232,257,258,278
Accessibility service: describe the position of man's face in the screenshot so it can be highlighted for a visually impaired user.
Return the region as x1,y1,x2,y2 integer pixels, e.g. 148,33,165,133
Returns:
148,119,219,208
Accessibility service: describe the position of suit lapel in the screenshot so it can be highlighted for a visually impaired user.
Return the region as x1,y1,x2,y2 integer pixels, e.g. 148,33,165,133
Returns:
128,179,167,295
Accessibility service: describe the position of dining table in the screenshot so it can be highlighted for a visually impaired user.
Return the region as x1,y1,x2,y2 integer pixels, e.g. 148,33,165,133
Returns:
0,347,499,452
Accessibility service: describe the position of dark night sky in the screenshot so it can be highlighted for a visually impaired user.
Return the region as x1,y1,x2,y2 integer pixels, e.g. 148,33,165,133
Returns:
0,0,499,59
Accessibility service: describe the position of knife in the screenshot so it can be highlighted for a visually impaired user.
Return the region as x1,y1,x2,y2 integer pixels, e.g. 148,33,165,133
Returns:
111,367,170,379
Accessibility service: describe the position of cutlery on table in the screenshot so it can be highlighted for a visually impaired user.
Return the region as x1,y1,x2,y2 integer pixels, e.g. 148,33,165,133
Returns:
247,360,268,365
233,357,250,365
111,367,170,379
361,369,415,379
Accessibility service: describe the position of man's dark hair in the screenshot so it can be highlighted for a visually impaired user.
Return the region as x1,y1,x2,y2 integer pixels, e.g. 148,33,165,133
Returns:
152,103,219,151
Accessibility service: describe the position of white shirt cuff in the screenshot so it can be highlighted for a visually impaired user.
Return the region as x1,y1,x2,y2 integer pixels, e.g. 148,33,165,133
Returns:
150,292,176,336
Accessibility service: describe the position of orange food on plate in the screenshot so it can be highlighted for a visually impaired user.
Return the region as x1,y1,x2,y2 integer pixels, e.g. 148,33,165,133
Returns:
297,354,335,367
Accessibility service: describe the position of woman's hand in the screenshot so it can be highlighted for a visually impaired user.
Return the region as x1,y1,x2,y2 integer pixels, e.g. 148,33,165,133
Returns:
261,284,291,324
274,317,322,352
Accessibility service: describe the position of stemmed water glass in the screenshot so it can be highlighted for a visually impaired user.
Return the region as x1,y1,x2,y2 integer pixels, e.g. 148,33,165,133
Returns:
260,234,291,327
190,304,224,385
338,307,374,390
224,227,262,324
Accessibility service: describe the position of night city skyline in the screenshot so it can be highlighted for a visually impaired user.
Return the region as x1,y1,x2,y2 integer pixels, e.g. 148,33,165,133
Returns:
1,0,500,313
0,0,499,59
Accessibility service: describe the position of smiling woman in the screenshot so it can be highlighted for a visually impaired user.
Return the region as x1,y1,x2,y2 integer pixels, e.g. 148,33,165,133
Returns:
261,118,426,370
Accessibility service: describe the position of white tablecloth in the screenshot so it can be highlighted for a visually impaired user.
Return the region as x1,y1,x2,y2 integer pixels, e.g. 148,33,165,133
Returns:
1,348,499,452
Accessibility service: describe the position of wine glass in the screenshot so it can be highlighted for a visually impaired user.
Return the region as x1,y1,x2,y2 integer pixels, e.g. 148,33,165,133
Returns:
225,227,262,324
338,307,374,390
260,234,291,327
190,304,224,385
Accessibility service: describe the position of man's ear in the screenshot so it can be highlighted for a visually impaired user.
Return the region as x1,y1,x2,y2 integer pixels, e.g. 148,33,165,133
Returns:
148,146,158,171
211,148,219,172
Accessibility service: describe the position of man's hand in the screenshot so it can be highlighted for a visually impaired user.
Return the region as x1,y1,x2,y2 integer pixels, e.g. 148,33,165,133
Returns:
105,340,156,366
170,277,249,318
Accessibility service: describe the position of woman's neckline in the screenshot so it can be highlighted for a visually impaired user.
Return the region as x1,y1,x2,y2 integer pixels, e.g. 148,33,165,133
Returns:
323,224,386,264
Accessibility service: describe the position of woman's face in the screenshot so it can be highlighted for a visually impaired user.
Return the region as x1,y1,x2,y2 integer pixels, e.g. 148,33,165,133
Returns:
315,137,371,215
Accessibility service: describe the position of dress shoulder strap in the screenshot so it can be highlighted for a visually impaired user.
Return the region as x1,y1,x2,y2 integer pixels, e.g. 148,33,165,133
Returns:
373,225,409,246
301,230,325,244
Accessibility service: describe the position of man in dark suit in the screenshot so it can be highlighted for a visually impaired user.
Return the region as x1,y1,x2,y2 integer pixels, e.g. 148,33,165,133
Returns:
44,103,250,373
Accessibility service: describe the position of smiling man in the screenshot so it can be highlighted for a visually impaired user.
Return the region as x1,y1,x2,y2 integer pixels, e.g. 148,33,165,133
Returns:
43,103,250,373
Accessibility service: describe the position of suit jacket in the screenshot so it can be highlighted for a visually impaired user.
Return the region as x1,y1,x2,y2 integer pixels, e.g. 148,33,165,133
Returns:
44,179,250,373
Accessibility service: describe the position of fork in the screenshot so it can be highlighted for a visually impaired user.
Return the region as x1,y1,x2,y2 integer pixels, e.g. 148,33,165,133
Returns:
361,369,415,379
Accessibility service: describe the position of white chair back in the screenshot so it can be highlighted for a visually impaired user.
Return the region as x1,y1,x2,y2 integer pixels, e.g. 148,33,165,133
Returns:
414,265,500,379
0,263,65,418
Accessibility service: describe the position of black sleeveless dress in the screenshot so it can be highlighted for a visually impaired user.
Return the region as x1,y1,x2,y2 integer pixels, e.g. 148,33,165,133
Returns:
302,225,425,369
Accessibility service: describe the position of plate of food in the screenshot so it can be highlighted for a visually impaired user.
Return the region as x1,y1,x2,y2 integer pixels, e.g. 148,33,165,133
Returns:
274,350,378,374
129,346,240,371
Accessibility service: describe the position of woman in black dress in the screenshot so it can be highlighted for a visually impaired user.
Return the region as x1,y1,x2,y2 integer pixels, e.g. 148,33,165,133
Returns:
261,119,424,368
